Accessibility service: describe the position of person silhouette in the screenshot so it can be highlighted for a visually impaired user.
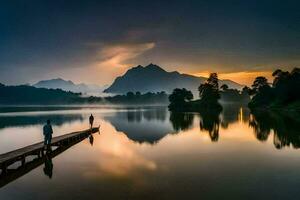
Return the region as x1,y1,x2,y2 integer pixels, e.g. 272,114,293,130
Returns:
43,120,53,150
89,114,94,128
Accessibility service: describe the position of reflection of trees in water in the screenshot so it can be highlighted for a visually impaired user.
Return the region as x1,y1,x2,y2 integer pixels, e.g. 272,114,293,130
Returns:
249,112,272,142
127,111,142,122
169,112,194,132
199,109,222,142
126,107,167,122
169,104,252,142
220,104,250,129
0,114,84,129
143,107,167,121
249,111,300,149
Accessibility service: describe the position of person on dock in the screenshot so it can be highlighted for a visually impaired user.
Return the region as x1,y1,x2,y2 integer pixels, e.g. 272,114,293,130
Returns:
89,114,94,128
43,120,53,149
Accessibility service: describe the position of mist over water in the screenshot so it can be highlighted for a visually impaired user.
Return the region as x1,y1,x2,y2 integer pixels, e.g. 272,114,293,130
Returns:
0,105,299,199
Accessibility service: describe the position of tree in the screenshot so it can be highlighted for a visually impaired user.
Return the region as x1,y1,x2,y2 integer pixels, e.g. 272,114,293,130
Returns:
272,69,290,87
251,76,269,93
220,84,229,91
198,73,220,103
169,88,193,104
126,91,135,98
207,73,219,90
242,86,251,95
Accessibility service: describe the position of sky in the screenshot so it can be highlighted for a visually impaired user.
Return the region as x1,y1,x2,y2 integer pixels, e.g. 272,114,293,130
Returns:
0,0,300,86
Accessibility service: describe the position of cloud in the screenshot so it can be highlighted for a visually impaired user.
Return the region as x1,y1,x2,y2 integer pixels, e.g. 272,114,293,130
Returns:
95,42,155,68
65,42,156,85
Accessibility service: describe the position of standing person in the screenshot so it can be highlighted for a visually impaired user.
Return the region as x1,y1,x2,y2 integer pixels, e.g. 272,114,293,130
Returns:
89,114,94,128
43,120,53,149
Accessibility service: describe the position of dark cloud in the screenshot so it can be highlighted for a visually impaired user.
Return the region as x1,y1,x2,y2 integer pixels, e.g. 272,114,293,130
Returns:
0,0,299,85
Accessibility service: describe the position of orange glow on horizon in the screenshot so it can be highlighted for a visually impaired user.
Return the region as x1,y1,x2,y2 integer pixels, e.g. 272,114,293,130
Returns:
193,71,274,86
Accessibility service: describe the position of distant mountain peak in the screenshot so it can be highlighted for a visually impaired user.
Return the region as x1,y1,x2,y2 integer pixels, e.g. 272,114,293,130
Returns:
145,63,166,72
104,64,244,95
51,77,68,81
33,78,106,95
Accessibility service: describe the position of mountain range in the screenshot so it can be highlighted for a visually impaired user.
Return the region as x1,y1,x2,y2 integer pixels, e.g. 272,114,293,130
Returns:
33,78,106,95
104,64,244,95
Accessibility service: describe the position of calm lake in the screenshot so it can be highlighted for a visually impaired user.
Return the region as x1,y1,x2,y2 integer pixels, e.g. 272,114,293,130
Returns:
0,105,299,199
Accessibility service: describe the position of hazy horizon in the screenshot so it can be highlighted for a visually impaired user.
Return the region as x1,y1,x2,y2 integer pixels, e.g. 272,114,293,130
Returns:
1,63,253,87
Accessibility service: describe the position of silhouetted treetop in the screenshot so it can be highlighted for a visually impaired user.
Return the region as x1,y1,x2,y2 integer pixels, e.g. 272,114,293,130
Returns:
198,73,220,103
249,68,300,110
220,84,229,91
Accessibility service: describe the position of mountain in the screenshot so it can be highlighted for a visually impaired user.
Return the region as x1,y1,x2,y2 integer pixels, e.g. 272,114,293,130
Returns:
104,64,244,95
33,78,106,95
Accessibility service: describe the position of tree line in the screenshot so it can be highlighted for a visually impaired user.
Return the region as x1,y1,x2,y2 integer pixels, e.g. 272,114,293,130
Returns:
168,68,300,112
0,84,168,105
248,68,300,110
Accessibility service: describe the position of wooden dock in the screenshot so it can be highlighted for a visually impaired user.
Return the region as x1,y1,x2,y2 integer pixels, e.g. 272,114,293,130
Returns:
0,126,99,185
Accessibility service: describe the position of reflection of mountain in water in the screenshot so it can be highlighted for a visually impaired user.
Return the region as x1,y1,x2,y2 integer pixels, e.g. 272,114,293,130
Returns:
249,111,300,149
104,108,173,144
0,114,84,129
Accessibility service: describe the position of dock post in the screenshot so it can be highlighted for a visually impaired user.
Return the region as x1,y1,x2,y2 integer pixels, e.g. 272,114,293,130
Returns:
1,164,7,174
21,156,25,166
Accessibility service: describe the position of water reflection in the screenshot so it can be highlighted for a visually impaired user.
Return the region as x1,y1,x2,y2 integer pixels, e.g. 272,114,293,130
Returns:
89,135,94,146
103,105,300,149
1,106,300,199
104,108,173,144
199,109,222,142
43,153,53,179
220,103,250,128
169,112,194,132
0,106,298,150
0,114,84,129
0,131,96,188
249,111,300,149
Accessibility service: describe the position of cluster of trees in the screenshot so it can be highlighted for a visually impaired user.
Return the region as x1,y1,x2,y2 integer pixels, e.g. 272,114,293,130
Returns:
169,67,300,112
168,73,222,111
168,88,193,111
106,91,168,104
220,84,250,103
248,68,300,109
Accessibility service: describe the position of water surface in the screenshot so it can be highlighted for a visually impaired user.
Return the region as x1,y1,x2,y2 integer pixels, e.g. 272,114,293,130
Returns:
0,105,299,200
